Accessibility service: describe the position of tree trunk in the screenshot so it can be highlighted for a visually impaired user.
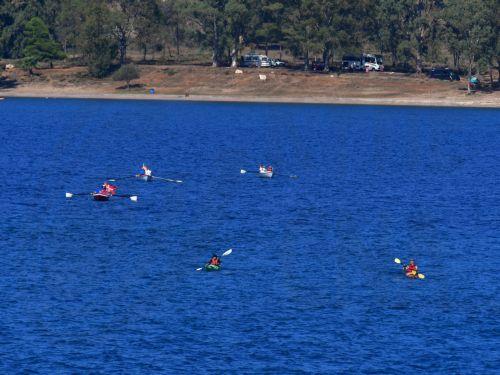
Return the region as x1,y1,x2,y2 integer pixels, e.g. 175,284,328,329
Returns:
175,22,180,62
323,47,331,72
453,51,460,71
118,30,127,65
231,46,238,67
265,42,268,56
467,58,472,94
212,15,219,67
304,49,309,71
279,44,282,60
391,49,397,68
143,46,147,62
415,51,423,75
489,65,493,89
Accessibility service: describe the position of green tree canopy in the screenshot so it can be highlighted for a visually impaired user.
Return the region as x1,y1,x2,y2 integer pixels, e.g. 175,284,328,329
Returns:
22,16,64,72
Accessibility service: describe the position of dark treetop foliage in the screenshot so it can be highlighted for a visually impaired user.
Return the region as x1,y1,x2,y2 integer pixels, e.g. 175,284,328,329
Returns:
0,0,498,79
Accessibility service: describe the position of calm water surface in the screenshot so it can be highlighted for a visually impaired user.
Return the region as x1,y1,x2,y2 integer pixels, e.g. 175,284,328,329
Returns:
0,98,499,374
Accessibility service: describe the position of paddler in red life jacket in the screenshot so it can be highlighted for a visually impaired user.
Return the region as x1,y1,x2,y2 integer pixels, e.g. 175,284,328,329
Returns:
141,164,152,177
266,165,273,173
404,259,418,278
208,254,221,266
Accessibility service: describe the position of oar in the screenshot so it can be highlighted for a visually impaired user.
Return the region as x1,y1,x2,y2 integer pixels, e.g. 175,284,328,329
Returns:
106,175,136,182
196,248,232,271
394,258,425,279
240,169,297,178
114,194,138,202
65,192,91,198
152,175,183,183
275,172,298,179
240,169,258,174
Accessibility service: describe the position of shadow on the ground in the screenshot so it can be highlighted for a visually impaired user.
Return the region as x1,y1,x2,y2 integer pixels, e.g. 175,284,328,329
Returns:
115,83,145,90
0,76,18,89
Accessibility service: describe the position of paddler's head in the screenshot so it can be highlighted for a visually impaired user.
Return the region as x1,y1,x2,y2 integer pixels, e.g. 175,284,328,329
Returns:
409,259,415,265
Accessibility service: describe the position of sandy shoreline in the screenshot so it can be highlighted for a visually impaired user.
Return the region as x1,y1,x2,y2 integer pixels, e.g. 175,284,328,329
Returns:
2,90,499,108
1,65,499,108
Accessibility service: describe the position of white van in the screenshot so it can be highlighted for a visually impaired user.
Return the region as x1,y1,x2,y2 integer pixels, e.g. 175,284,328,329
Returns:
242,54,271,68
362,54,384,71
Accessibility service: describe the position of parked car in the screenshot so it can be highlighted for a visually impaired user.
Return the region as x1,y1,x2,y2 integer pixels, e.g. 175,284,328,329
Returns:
362,54,384,71
270,58,287,68
311,59,326,71
342,55,363,71
428,68,460,81
241,54,271,68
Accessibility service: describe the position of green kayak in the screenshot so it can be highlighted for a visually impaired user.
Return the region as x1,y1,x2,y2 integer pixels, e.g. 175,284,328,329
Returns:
204,264,221,272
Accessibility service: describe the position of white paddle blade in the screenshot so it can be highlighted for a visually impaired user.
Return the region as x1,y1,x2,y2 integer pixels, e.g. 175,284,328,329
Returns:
418,273,426,279
176,180,183,183
222,248,233,257
240,169,247,174
394,258,401,264
65,192,73,198
130,196,138,202
196,267,203,271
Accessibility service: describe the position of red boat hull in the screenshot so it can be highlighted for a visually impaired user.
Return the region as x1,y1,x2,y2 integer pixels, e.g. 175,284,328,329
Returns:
92,193,111,201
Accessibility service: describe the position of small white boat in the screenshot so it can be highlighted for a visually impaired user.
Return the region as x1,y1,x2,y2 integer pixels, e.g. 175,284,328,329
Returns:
259,170,274,178
137,174,153,182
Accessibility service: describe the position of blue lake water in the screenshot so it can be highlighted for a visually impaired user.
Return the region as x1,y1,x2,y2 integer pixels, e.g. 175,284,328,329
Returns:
0,98,499,373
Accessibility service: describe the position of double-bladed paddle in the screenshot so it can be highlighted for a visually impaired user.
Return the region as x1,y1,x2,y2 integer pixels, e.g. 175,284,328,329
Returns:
394,258,425,279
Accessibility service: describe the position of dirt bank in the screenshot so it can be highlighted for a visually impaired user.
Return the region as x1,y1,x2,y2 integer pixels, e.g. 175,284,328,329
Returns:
1,65,499,108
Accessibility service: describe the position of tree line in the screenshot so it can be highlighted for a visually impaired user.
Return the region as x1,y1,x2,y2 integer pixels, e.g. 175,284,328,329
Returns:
0,0,498,81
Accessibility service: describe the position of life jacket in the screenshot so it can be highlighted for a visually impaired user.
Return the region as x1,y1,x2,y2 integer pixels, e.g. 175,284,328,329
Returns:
210,257,220,266
406,264,417,275
106,184,117,195
267,166,273,172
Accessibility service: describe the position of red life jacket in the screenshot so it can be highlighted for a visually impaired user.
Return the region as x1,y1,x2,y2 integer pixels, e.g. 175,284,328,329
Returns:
106,184,117,195
406,264,417,274
210,257,220,266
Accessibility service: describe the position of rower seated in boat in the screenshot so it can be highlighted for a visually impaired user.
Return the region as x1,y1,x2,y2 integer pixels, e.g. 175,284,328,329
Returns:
100,182,117,195
404,259,418,278
259,164,266,174
141,164,153,177
266,165,273,173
